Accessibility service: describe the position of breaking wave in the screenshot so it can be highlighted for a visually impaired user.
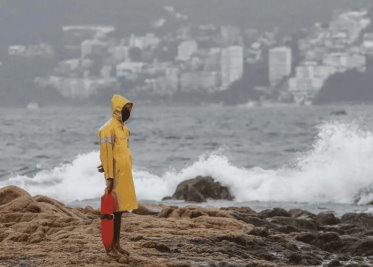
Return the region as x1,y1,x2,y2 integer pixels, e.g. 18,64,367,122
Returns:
2,122,373,205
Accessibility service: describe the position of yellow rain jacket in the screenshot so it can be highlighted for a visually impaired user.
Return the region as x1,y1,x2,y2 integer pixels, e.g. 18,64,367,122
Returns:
98,94,138,212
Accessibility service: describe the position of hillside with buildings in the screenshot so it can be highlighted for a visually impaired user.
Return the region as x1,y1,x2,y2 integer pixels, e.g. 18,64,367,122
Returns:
0,1,373,106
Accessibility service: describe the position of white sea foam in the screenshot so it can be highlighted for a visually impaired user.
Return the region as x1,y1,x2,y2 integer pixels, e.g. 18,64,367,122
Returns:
2,122,373,205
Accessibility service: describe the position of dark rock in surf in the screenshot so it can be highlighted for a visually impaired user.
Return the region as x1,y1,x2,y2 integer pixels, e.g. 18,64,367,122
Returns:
170,176,233,202
289,208,316,219
316,212,340,225
259,208,291,218
330,110,347,116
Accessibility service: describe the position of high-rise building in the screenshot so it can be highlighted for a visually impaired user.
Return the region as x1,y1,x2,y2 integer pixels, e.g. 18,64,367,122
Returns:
221,46,244,89
288,61,336,104
269,46,292,86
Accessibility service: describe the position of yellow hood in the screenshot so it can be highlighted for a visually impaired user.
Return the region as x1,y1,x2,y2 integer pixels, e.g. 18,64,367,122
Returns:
111,94,133,122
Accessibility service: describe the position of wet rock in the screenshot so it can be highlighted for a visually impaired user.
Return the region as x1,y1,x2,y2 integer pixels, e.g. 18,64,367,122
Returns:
327,259,343,266
288,252,302,264
3,185,373,267
321,225,345,235
171,176,233,202
345,264,369,267
340,235,360,255
339,224,363,235
258,208,291,218
295,232,317,244
250,227,269,237
158,206,228,219
273,225,299,234
142,241,171,252
221,207,256,215
289,208,316,219
155,243,172,253
316,212,340,225
234,214,268,227
133,204,159,215
364,230,373,236
296,232,342,252
287,252,322,265
341,213,373,230
271,216,317,231
314,232,343,252
214,234,252,247
158,206,177,218
352,238,373,256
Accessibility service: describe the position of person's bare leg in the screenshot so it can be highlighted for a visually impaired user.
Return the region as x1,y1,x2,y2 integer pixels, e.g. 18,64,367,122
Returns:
106,245,120,258
106,212,121,258
113,211,130,256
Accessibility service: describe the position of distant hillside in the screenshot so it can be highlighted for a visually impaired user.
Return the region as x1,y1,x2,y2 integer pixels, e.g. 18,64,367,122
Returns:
1,0,373,106
0,0,372,48
314,68,373,104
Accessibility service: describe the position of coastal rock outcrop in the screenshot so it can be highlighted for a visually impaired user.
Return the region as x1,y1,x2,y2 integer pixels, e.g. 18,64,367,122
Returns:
1,186,373,266
166,176,233,202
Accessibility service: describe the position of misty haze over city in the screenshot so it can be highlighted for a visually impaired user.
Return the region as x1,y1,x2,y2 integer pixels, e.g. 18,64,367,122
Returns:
1,0,373,107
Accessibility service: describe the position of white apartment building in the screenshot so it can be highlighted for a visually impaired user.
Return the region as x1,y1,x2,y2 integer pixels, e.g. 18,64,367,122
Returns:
323,52,366,72
269,46,292,86
362,33,373,55
288,61,336,104
221,46,244,88
36,76,117,99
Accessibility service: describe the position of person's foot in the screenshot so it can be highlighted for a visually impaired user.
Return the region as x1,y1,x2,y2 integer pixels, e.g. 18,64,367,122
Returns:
106,246,121,258
117,246,130,256
114,243,130,256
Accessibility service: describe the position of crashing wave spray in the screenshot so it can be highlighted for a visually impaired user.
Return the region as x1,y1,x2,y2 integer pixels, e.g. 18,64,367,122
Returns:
2,122,373,204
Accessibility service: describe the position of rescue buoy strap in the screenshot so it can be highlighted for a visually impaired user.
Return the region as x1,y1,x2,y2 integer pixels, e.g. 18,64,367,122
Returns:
100,214,114,220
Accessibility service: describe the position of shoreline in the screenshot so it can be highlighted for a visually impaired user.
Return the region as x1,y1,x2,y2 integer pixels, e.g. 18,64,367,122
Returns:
66,198,373,218
1,185,373,266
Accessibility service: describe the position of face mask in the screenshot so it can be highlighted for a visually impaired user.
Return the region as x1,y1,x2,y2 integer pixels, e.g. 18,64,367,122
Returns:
121,108,130,122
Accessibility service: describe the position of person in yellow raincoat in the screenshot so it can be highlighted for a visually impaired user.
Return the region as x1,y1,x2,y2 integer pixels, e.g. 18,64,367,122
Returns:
98,94,138,257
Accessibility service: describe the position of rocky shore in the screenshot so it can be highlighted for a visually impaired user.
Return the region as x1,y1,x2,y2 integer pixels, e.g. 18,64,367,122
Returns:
1,185,373,267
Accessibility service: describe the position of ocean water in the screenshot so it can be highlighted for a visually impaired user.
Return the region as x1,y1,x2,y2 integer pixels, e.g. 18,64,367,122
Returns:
2,104,373,215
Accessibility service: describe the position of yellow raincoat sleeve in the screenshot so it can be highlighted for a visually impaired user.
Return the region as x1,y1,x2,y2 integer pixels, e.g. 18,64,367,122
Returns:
99,128,114,180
